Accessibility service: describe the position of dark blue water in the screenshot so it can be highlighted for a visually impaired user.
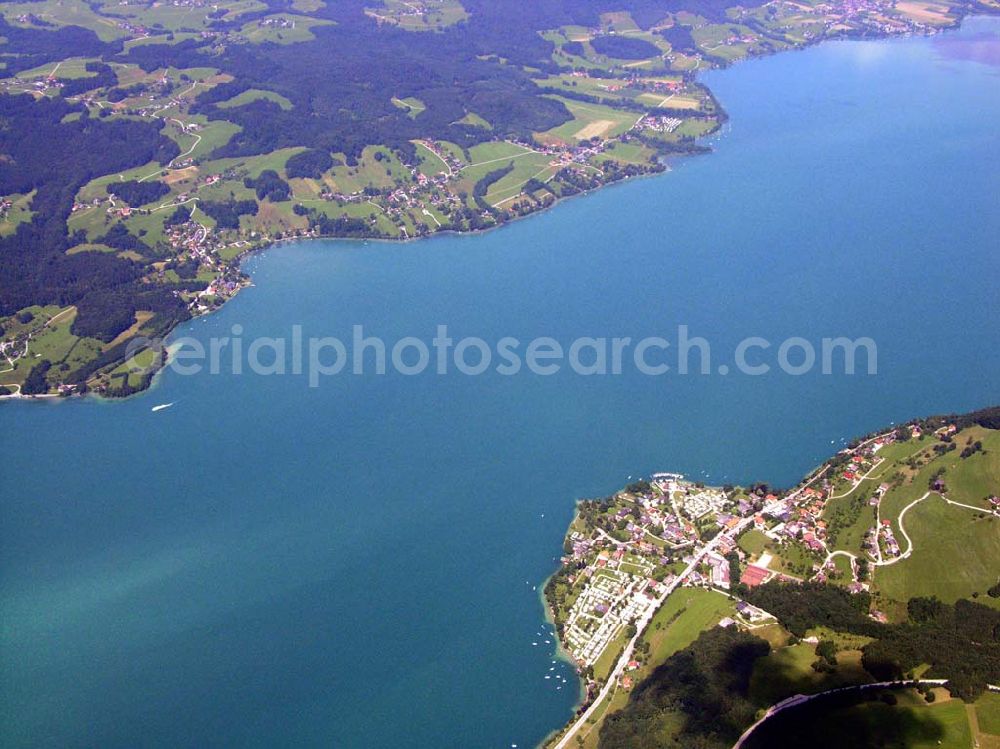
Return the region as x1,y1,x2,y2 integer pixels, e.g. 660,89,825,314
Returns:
2,18,999,749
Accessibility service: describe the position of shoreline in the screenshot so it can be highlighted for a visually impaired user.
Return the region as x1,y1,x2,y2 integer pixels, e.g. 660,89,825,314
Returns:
0,8,996,403
538,404,1000,748
2,13,993,402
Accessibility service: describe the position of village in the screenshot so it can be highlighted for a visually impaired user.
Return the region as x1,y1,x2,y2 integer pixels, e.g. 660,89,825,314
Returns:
546,428,939,690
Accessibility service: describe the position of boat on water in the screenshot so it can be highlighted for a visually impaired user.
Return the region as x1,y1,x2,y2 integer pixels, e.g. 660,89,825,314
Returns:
151,403,174,412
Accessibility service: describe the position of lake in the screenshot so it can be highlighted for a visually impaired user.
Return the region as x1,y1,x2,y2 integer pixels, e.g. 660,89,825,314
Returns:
1,17,998,749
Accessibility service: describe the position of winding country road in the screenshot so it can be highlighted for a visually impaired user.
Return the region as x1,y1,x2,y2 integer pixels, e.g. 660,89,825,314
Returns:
875,490,995,567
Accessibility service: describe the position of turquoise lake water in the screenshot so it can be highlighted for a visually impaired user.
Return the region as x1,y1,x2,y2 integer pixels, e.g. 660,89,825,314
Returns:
2,18,999,748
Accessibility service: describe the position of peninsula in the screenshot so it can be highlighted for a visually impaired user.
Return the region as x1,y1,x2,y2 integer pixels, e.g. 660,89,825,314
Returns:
1,0,997,397
544,405,1000,748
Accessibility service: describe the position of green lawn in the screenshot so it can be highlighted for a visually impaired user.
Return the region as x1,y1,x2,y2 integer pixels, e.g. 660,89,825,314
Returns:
0,191,35,238
871,427,1000,609
453,111,490,129
946,428,1000,508
769,540,817,579
95,0,266,32
1,1,126,41
875,495,1000,606
0,306,104,389
538,96,641,145
369,0,467,30
392,96,426,118
593,627,631,683
642,588,735,665
567,588,735,749
239,14,334,44
217,89,294,111
11,56,102,81
738,528,770,557
749,642,872,706
976,691,1000,736
824,489,877,554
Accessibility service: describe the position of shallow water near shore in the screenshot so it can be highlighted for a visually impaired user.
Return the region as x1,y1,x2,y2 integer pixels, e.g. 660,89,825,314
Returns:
2,17,999,749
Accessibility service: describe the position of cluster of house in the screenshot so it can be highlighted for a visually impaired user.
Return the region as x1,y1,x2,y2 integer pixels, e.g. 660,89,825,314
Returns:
116,20,150,37
560,553,664,667
824,0,935,33
766,0,944,42
682,487,729,519
259,16,296,29
556,474,809,684
643,115,683,133
874,520,901,559
1,74,66,94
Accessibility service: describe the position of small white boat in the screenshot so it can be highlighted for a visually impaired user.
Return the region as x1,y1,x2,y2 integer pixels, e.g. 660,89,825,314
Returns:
151,403,173,412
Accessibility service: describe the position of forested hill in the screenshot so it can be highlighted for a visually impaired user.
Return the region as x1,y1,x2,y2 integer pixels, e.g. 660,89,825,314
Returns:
1,0,991,396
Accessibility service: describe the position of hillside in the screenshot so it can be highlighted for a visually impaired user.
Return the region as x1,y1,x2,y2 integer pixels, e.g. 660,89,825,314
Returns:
545,406,1000,748
2,0,996,396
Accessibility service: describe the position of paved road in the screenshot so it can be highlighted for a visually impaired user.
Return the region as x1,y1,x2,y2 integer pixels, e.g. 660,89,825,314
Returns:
550,518,750,749
732,680,1000,748
549,464,843,749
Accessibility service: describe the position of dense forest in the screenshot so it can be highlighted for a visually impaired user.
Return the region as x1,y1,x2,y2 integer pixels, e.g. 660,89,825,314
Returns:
0,95,182,339
0,0,766,363
599,627,770,749
590,35,664,59
746,582,1000,701
599,583,1000,748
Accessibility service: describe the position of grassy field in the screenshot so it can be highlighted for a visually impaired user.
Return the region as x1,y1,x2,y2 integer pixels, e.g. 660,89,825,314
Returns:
870,427,1000,610
823,486,878,555
367,0,468,31
977,692,1000,737
592,628,631,683
412,141,452,177
11,56,102,81
738,528,770,557
95,0,266,33
531,72,694,111
749,641,872,706
457,142,552,203
217,89,294,111
895,0,957,25
0,191,35,238
946,428,1000,507
749,691,977,749
874,495,1000,606
768,540,817,579
239,14,334,44
642,588,736,664
0,1,126,41
317,145,414,194
537,96,641,145
453,111,490,129
600,140,657,166
481,155,560,208
559,588,735,749
391,96,426,118
0,306,105,389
